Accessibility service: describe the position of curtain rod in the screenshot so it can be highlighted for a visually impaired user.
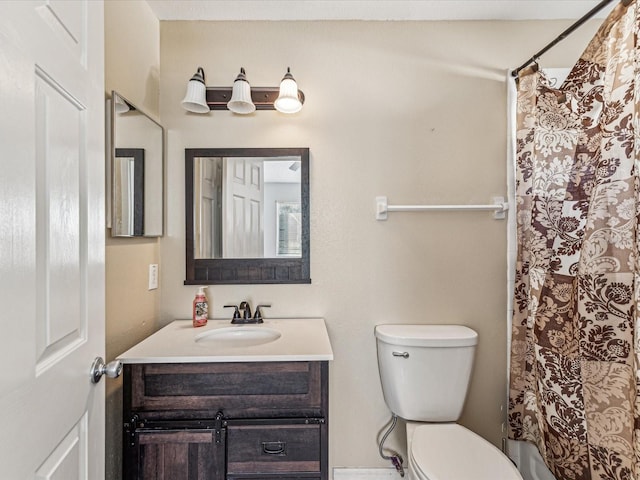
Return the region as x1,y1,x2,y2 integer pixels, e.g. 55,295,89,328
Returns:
511,0,617,77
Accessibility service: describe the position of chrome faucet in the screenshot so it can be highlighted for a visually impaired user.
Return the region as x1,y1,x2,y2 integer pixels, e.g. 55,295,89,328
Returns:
224,301,271,324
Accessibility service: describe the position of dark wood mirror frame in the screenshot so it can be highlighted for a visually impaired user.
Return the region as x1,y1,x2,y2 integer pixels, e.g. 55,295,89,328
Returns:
184,147,310,285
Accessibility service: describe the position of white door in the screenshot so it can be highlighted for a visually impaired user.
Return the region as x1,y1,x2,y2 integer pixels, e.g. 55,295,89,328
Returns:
0,1,105,479
195,157,219,258
223,157,264,258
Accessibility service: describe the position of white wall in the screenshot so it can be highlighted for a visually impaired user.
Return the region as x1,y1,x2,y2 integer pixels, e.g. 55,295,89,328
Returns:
156,19,603,472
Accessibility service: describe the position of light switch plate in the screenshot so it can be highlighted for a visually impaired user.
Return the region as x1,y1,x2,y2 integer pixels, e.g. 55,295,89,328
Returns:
148,264,158,290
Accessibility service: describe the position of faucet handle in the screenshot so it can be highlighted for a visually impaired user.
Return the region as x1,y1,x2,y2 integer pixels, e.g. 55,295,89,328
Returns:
253,304,271,323
224,305,241,322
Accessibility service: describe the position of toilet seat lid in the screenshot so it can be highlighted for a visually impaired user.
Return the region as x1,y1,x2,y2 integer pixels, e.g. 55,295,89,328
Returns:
411,424,522,480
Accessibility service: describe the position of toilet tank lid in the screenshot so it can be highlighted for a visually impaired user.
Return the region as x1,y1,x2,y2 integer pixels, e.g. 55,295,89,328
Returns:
374,324,478,347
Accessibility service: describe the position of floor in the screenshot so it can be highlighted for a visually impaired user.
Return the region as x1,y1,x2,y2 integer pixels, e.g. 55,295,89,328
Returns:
333,468,404,480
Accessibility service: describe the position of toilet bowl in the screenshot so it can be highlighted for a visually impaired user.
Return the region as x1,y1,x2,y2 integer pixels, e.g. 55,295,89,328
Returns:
375,324,523,480
406,423,522,480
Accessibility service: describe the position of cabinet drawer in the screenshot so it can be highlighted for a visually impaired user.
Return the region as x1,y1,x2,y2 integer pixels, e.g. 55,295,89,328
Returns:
228,477,321,480
127,362,323,417
227,424,321,474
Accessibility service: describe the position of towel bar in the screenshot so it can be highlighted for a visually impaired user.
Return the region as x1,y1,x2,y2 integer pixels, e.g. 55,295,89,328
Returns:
375,196,508,220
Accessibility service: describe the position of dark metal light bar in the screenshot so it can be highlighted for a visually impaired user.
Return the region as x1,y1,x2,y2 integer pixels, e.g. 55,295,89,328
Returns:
205,87,306,111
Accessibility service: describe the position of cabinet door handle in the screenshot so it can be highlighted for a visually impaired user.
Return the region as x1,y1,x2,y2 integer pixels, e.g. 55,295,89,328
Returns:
262,441,286,455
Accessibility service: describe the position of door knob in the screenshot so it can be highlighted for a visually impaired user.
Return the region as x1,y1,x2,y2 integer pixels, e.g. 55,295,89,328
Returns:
90,356,123,383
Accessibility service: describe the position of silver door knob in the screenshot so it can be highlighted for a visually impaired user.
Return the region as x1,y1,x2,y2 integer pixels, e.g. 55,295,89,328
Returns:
90,356,123,383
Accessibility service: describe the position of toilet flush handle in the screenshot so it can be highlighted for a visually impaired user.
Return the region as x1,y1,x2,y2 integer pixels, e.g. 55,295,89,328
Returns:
392,351,409,358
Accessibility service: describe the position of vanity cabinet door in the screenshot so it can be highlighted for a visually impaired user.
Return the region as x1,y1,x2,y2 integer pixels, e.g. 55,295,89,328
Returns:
128,429,225,480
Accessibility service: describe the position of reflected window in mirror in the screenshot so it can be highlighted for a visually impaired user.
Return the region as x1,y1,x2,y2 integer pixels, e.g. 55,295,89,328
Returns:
108,91,164,237
276,201,302,257
185,148,310,285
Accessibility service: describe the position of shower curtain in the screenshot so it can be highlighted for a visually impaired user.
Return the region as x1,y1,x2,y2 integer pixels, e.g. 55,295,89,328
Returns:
508,2,640,479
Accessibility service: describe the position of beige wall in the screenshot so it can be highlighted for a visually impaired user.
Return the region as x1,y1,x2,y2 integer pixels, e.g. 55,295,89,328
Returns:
104,1,160,479
157,19,603,472
101,8,605,475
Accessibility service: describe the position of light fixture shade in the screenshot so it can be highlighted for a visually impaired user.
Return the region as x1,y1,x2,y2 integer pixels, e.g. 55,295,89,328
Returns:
114,94,130,114
274,67,302,114
227,68,256,114
181,67,210,113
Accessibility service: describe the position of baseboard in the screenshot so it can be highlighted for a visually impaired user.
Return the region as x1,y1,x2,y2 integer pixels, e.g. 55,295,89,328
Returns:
333,468,403,479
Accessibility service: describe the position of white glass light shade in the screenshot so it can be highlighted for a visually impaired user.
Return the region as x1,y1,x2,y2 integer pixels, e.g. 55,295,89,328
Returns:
114,94,130,114
181,67,210,113
274,68,302,114
227,68,256,114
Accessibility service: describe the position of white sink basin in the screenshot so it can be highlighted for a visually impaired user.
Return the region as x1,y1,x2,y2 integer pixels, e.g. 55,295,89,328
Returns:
195,326,281,347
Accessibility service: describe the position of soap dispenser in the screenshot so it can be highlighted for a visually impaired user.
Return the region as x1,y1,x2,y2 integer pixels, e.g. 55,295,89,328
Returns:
192,287,208,328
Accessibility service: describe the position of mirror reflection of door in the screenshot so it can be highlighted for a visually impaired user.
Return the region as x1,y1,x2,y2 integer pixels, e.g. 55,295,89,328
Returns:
192,155,302,260
194,157,222,258
223,157,264,258
185,148,309,284
112,148,144,237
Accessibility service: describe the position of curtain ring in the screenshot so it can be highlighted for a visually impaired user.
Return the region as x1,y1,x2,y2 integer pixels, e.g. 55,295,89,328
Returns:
531,56,540,73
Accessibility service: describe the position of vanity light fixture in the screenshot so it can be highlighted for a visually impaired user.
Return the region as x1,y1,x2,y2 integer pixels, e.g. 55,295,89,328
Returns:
227,68,256,114
181,67,210,113
180,67,305,114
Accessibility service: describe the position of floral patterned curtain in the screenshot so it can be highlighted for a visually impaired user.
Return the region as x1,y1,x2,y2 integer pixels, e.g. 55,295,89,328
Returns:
508,2,640,479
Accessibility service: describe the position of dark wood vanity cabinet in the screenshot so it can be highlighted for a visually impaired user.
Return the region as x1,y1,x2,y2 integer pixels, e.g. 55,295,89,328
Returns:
123,361,329,480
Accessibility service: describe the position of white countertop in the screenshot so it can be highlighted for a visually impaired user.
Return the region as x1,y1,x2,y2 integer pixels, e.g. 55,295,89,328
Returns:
117,318,334,364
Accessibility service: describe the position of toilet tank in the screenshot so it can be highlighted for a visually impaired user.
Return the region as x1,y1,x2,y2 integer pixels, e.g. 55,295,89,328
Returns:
375,324,478,422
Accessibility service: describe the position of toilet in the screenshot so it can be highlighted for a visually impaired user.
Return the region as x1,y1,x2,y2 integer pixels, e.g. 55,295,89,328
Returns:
375,324,523,480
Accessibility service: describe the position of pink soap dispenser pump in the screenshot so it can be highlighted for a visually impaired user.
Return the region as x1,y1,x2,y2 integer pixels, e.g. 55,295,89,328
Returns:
192,287,208,328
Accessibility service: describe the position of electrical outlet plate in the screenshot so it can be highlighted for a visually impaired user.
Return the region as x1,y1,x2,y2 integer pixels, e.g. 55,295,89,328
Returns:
148,264,158,290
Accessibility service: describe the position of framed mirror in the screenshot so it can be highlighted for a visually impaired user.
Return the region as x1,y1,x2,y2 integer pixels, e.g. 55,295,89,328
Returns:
108,91,164,237
185,148,310,284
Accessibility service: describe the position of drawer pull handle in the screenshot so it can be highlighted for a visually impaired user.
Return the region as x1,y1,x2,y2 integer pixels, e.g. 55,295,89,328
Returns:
262,441,286,456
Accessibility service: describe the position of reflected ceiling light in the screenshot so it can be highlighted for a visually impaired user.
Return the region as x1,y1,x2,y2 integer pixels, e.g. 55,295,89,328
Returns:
274,68,302,114
227,68,256,114
181,67,210,113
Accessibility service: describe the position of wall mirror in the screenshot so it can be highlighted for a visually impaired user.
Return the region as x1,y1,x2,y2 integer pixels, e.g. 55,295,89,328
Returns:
185,148,310,284
108,91,164,237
